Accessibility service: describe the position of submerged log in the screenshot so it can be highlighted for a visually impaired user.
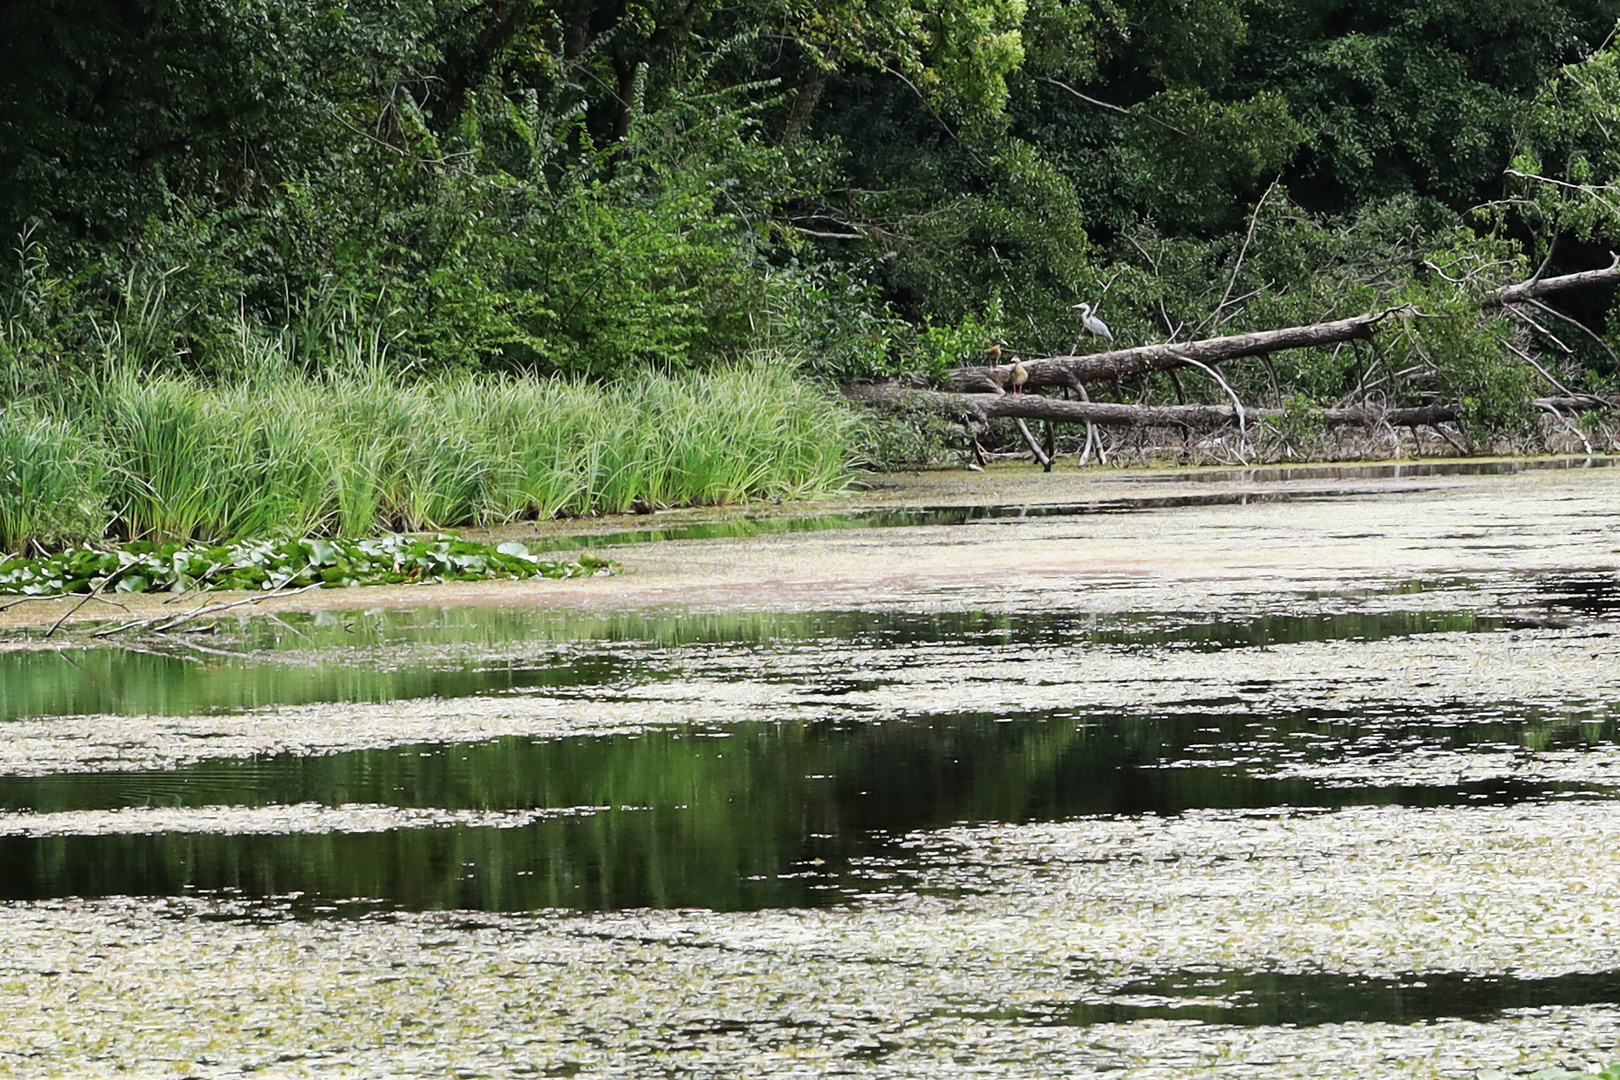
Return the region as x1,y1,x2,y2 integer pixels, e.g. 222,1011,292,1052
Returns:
849,383,1613,430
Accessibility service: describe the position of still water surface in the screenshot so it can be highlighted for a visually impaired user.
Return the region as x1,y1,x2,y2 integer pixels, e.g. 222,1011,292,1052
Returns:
4,466,1620,1077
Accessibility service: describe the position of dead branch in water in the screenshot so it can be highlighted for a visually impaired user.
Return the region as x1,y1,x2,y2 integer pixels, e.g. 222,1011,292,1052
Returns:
849,382,1613,431
90,583,323,638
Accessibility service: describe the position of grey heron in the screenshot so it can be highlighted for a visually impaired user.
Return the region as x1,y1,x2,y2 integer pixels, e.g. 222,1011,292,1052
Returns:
1074,302,1114,343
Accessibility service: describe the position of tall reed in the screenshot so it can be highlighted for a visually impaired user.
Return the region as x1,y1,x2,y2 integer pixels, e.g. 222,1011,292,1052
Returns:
0,407,108,552
0,357,849,551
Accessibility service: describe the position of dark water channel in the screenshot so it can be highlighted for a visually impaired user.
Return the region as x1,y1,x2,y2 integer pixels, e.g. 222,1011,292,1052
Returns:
1028,968,1620,1026
3,706,1611,913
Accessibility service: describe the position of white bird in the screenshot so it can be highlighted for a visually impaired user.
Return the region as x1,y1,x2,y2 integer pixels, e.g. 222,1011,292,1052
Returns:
1074,302,1114,343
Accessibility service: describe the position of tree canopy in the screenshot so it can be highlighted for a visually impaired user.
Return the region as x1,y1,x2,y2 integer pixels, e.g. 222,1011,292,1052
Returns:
4,0,1620,406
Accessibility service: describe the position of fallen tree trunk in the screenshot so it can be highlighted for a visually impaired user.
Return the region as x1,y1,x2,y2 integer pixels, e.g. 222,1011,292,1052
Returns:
946,311,1398,394
948,260,1620,394
849,383,1613,430
1485,255,1620,308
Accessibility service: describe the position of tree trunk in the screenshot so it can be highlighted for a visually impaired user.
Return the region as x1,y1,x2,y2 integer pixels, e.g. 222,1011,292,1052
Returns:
1484,256,1620,308
948,311,1399,394
780,67,829,145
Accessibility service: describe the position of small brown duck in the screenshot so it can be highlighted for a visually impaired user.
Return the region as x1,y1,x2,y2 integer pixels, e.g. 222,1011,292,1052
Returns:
1010,356,1028,394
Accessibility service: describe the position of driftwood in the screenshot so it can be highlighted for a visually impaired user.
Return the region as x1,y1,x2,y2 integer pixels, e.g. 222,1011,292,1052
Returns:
848,383,1615,431
948,261,1620,394
90,582,322,638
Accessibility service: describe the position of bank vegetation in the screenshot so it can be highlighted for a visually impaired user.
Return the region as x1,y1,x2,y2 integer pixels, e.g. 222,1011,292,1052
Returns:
6,0,1620,547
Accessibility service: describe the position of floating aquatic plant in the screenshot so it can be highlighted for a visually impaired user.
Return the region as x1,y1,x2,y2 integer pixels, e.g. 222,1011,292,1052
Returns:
1476,1065,1620,1080
0,534,612,596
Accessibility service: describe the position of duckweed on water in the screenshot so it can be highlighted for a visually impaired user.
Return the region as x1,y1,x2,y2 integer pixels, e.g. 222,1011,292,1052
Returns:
5,472,1620,1078
0,534,613,596
6,801,1620,1079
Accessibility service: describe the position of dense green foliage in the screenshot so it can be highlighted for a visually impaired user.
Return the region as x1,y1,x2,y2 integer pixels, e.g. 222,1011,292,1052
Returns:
0,360,846,552
5,0,1620,511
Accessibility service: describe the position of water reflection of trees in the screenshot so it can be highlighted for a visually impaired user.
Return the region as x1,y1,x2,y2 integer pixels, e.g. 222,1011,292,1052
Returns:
3,705,1614,912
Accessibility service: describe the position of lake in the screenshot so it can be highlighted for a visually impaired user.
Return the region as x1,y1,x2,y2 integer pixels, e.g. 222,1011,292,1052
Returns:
2,459,1619,1078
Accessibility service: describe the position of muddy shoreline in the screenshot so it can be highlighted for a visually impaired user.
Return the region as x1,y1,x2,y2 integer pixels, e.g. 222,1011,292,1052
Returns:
3,456,1615,637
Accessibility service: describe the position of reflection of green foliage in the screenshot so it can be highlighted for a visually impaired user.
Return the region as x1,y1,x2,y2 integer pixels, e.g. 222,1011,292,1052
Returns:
6,694,1617,909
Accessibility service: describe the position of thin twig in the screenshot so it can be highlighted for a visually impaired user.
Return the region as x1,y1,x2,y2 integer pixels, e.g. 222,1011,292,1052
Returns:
1503,338,1579,397
1209,179,1280,335
1070,379,1104,465
1430,424,1469,455
150,583,323,634
0,595,62,611
91,583,322,638
1014,418,1053,470
1504,169,1620,217
1506,306,1575,354
45,580,108,639
1178,357,1249,448
1037,77,1197,139
883,66,991,172
1157,302,1184,343
1524,297,1620,367
1538,401,1595,456
1,591,129,613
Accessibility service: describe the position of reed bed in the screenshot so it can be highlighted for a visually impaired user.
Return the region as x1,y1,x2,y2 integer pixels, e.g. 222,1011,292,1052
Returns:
0,362,849,552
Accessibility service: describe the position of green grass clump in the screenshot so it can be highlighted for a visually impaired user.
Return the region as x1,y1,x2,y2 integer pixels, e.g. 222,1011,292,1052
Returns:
0,357,849,552
0,407,108,552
